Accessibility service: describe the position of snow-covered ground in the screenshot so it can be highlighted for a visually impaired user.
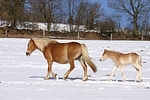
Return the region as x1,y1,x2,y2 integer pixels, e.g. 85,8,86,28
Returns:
0,38,150,100
0,20,86,32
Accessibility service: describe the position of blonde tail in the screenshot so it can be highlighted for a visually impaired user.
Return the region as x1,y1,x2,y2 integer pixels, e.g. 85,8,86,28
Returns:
81,44,97,73
138,55,142,67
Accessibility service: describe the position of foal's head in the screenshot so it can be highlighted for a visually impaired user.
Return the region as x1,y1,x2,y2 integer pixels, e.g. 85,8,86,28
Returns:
99,49,108,61
26,38,37,56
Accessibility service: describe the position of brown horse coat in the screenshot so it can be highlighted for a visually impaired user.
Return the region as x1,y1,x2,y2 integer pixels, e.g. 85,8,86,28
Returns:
26,38,97,81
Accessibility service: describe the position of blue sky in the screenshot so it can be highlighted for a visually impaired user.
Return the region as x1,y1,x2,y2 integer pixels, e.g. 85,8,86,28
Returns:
90,0,127,28
90,0,110,12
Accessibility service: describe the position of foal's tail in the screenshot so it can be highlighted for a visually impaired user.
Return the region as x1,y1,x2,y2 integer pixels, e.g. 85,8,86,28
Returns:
138,55,142,67
81,44,97,73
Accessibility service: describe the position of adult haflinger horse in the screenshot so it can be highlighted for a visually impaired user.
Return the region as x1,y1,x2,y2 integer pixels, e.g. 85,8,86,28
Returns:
26,37,97,81
100,49,142,82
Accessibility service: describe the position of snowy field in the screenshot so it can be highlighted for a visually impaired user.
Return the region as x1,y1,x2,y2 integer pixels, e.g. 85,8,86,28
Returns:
0,38,150,100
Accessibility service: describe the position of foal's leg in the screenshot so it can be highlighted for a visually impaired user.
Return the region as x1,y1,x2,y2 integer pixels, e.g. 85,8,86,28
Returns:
135,69,139,82
137,64,142,82
139,68,142,81
78,57,88,81
120,66,126,82
134,65,142,82
109,66,118,81
64,60,75,80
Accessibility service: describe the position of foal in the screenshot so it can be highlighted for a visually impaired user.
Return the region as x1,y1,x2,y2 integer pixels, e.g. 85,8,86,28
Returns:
100,49,142,82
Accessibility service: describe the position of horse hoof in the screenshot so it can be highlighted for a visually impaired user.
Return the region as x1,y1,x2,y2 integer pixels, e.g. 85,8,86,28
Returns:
83,76,88,81
54,74,57,78
53,74,59,80
63,76,68,80
44,77,49,80
123,80,126,82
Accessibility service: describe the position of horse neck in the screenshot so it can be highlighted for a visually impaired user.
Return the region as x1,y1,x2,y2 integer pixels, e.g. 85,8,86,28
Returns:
34,39,58,52
107,51,118,61
33,39,52,52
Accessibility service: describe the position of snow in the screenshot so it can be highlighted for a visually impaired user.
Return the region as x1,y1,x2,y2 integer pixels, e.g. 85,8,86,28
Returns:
0,21,86,32
0,38,150,100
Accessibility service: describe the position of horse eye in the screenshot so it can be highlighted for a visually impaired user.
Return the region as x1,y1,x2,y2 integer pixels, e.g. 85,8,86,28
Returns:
102,53,105,56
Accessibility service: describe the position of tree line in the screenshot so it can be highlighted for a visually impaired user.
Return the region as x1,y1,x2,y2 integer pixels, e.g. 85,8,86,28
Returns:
0,0,150,37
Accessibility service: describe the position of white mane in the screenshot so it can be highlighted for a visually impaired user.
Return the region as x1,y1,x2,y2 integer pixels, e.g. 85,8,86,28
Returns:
32,37,58,51
106,49,122,54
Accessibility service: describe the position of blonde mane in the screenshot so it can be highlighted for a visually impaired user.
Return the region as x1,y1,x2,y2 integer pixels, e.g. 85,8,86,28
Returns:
106,49,123,54
32,37,58,51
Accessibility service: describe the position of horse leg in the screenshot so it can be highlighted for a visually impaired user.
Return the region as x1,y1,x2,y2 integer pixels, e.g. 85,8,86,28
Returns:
134,65,142,82
109,66,118,82
64,60,75,80
51,71,57,79
78,57,88,81
45,64,51,80
138,68,142,82
120,66,126,82
137,64,142,82
45,60,57,80
133,61,142,82
135,69,139,82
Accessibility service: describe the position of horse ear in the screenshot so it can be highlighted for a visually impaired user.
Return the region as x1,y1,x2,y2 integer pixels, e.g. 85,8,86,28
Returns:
30,37,34,40
104,49,108,52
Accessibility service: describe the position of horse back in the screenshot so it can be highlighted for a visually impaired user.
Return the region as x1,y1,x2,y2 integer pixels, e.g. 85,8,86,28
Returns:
118,52,140,65
111,52,136,65
128,52,141,63
44,42,82,64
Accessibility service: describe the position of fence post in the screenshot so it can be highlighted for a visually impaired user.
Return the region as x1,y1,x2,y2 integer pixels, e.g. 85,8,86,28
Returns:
77,32,80,40
141,35,143,41
43,29,45,38
5,30,8,38
110,33,112,40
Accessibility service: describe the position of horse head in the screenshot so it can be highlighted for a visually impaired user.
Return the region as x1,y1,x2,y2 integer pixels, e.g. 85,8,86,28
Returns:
26,38,37,56
99,49,108,61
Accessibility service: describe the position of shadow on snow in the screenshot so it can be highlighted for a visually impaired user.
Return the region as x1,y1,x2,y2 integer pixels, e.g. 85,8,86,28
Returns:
29,76,141,82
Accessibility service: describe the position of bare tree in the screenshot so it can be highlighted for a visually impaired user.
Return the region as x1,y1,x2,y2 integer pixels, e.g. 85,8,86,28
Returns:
86,2,103,30
65,0,79,32
74,0,88,31
99,16,116,36
0,0,25,29
108,0,150,36
29,0,65,32
66,0,104,32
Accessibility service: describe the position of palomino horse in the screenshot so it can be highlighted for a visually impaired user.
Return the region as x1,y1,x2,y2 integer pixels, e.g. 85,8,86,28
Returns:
26,37,97,81
100,49,142,82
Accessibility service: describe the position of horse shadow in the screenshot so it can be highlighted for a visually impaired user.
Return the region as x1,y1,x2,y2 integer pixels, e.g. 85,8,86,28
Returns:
29,76,141,82
29,76,83,81
29,76,45,79
99,79,141,83
29,76,100,81
116,79,141,83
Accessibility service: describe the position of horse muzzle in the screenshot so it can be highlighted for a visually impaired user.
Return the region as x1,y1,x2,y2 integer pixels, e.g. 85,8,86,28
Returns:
26,52,30,56
99,58,103,61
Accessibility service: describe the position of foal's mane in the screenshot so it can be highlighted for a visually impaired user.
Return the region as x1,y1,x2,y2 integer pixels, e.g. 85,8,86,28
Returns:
32,37,58,51
106,49,122,54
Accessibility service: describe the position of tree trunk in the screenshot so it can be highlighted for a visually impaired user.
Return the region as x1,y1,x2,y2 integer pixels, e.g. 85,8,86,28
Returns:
47,22,51,32
10,18,16,29
133,16,138,37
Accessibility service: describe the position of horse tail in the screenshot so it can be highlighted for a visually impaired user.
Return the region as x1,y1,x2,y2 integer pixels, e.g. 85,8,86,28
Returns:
81,44,97,73
138,55,142,67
